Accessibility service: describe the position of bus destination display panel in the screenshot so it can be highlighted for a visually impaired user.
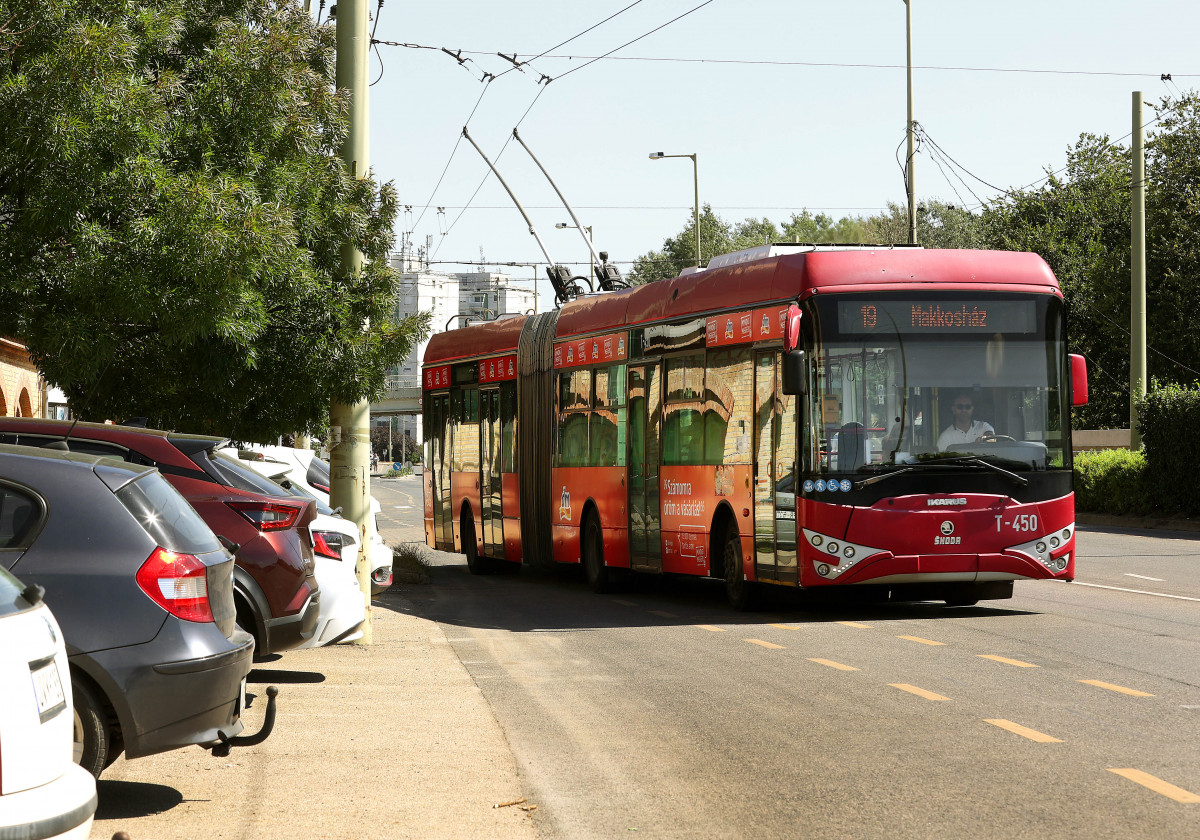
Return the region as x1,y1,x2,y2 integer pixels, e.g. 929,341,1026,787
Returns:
837,299,1038,335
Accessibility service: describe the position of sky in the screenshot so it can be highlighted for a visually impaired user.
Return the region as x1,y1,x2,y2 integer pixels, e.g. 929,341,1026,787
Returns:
356,0,1198,307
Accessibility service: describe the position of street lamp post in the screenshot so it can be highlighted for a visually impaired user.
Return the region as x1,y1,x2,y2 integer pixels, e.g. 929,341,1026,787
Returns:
555,222,594,283
649,151,700,267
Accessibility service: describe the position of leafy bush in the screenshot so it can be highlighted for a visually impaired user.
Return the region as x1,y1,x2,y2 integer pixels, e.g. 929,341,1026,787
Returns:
1138,382,1200,514
1072,449,1152,515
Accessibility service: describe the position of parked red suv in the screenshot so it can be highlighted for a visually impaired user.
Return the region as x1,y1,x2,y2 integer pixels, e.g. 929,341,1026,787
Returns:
0,419,320,656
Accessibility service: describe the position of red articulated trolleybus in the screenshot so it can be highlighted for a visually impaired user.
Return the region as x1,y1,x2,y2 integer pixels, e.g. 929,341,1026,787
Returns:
422,245,1090,609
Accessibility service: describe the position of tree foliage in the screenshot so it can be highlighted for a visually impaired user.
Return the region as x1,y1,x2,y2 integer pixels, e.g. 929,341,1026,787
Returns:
0,0,427,440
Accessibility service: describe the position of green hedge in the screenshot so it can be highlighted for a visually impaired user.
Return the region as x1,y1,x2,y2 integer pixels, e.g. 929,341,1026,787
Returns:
1072,449,1152,515
1071,382,1200,516
1138,382,1200,515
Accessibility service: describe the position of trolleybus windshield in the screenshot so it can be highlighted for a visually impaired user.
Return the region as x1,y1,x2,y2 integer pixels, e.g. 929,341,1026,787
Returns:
805,292,1070,475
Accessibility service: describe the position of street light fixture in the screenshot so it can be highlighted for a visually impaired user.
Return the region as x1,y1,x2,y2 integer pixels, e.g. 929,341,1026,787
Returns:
556,223,594,280
649,151,700,267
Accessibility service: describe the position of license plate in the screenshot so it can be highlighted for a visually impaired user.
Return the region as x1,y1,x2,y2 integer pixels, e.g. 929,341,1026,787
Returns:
237,677,247,717
30,656,66,723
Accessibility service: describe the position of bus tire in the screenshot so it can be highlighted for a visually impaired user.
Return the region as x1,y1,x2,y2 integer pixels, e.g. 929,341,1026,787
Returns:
723,526,758,611
462,512,492,575
582,512,611,594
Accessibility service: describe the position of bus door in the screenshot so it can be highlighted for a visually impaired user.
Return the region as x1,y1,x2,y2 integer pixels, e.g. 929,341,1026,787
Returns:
480,388,503,557
627,364,662,572
753,352,798,583
429,392,454,550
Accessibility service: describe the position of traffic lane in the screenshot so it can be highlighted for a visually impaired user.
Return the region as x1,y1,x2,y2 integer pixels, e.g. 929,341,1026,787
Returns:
1075,526,1200,599
405,562,1200,839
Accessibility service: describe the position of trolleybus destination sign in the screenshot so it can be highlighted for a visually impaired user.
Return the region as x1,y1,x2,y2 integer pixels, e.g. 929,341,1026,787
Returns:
837,299,1038,334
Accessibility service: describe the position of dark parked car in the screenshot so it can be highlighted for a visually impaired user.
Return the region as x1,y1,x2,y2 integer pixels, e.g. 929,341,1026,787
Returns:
0,444,264,777
0,419,319,657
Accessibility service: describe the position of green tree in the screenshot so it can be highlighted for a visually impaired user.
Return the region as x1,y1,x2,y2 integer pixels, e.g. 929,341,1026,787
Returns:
0,0,427,440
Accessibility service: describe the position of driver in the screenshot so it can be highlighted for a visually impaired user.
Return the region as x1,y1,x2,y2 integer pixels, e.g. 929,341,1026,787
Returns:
937,393,995,450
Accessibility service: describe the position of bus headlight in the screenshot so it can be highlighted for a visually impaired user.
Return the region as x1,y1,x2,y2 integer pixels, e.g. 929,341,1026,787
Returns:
803,529,887,580
1007,524,1075,573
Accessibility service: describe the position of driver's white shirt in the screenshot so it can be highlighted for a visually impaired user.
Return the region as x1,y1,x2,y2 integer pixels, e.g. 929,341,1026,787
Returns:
937,420,995,450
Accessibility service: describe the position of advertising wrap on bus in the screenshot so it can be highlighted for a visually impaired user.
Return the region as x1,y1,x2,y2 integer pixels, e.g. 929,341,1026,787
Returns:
422,245,1087,610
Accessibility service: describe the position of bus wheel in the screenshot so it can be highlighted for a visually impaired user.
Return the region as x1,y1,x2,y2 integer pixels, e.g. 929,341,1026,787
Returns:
583,512,611,593
462,513,492,575
723,527,757,611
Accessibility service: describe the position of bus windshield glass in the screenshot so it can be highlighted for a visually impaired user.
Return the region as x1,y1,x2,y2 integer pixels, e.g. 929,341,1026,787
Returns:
804,292,1070,475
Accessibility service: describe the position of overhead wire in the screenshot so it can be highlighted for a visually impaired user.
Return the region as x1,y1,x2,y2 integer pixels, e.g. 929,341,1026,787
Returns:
428,1,717,259
555,0,715,83
376,42,1197,80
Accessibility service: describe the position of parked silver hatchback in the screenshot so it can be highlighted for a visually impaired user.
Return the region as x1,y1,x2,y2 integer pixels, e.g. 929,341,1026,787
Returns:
0,444,275,777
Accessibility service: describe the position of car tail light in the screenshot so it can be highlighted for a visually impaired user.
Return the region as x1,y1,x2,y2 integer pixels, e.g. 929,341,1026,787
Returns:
311,482,330,494
136,547,213,622
226,501,301,531
313,530,354,560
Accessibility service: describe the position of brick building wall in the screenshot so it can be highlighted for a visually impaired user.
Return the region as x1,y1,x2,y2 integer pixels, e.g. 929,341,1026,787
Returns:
0,338,43,417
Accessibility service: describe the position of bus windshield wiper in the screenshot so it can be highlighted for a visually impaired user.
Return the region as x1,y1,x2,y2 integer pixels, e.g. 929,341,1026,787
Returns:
917,455,1029,486
853,466,917,490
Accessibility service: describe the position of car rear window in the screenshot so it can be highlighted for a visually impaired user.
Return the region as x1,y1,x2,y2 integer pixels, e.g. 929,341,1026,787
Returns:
203,450,294,497
115,471,221,554
307,456,331,488
0,566,32,617
0,484,41,550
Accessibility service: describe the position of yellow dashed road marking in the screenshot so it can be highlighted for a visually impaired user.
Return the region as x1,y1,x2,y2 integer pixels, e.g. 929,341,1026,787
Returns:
978,654,1038,668
1108,769,1200,803
612,599,637,607
1079,680,1154,697
837,621,871,628
808,658,859,671
984,719,1062,743
898,635,946,646
695,624,726,632
890,683,951,701
769,623,800,630
745,639,785,649
648,610,678,618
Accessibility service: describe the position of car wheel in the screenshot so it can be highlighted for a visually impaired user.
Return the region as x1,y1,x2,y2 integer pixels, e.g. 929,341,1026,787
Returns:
462,512,492,575
236,599,268,660
723,526,758,611
72,676,110,779
583,512,611,593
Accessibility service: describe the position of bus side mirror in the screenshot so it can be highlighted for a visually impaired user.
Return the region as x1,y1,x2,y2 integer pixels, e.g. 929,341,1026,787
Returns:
1069,353,1089,406
782,350,806,396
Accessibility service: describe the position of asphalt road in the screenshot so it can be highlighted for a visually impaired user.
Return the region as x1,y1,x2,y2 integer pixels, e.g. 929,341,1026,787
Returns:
382,482,1200,839
89,476,1200,839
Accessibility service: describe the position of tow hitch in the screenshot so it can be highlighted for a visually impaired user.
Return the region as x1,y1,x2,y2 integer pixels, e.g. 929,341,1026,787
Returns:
212,685,279,757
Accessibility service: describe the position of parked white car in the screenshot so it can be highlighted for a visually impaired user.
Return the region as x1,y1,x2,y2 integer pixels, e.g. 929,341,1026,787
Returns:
224,445,394,594
0,569,96,839
301,512,367,648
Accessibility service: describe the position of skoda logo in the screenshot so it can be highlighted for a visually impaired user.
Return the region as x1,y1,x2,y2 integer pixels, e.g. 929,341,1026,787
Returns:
940,520,955,536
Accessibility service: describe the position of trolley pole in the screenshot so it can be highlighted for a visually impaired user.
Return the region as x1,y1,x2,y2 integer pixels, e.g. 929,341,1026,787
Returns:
333,0,374,642
904,0,917,245
1130,91,1147,449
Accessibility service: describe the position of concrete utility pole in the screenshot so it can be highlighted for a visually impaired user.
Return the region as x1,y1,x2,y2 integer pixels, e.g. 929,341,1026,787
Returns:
1130,91,1148,449
332,0,374,642
904,0,917,245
